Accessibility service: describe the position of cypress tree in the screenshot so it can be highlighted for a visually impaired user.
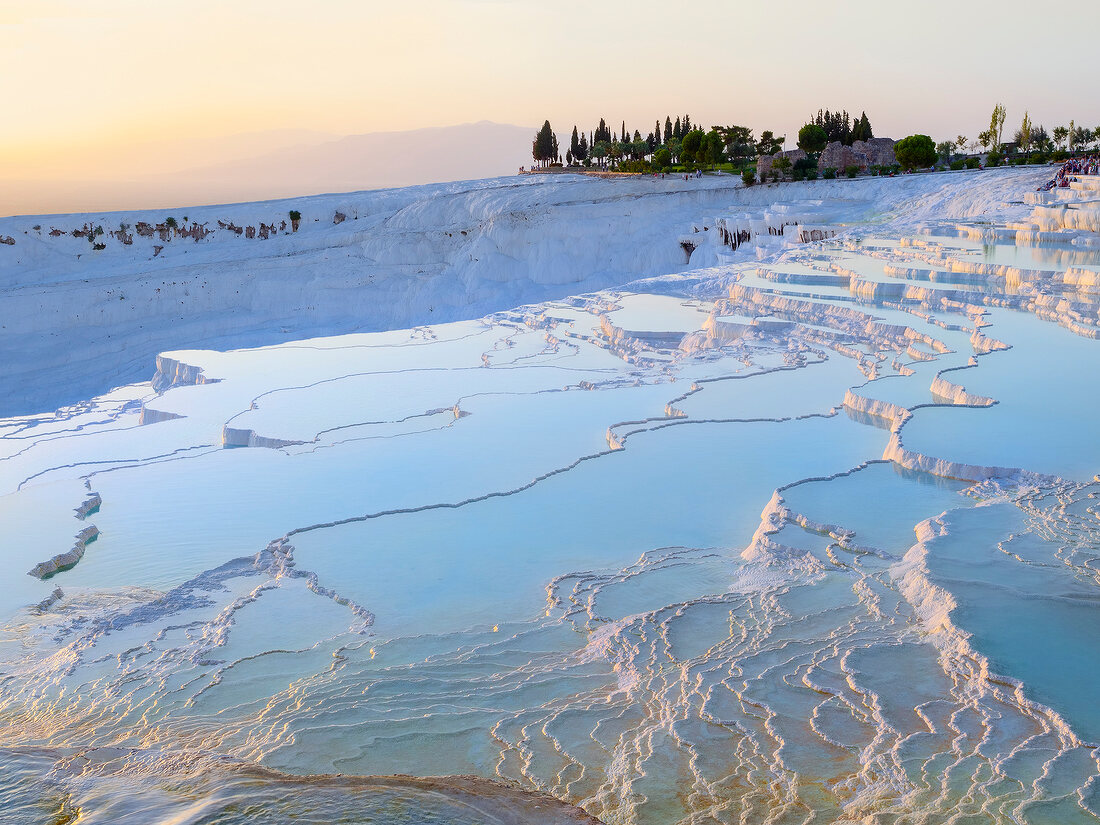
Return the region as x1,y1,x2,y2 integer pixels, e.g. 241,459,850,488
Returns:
622,121,627,143
859,112,872,140
674,117,681,140
655,120,662,146
683,114,691,133
664,116,673,143
570,125,580,160
533,120,556,167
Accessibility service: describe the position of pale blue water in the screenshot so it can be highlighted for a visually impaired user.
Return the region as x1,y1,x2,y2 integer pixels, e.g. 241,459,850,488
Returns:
2,176,1099,824
925,502,1100,743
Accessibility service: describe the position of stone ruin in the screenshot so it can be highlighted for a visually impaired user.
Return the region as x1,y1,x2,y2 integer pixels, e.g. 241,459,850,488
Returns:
755,138,896,181
756,149,807,182
817,138,896,173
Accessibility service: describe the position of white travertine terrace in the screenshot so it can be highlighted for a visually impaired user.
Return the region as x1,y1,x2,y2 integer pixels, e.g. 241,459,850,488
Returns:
2,166,1100,824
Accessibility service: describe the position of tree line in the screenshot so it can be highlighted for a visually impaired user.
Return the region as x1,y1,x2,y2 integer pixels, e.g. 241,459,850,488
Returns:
965,103,1100,167
531,114,787,171
531,103,1100,176
531,109,879,172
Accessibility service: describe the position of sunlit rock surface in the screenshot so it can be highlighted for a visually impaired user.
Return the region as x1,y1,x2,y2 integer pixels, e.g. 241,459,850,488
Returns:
1,168,1099,824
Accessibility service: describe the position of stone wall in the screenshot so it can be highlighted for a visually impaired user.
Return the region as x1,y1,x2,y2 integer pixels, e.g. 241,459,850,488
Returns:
757,149,807,181
817,138,896,173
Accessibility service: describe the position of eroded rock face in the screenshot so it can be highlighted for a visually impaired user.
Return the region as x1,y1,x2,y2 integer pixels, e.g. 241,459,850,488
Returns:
818,138,896,173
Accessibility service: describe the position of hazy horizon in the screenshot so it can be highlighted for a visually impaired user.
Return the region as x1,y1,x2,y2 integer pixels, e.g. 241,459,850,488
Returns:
4,0,1099,215
0,121,534,216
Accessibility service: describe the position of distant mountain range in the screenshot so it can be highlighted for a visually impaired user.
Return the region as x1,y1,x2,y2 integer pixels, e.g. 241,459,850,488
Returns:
3,122,535,216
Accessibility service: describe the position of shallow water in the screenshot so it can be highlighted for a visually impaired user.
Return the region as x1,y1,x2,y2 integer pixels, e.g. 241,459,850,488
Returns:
2,174,1100,823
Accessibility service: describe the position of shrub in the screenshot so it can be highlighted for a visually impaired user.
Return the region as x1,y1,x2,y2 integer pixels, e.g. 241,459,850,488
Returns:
950,159,965,171
805,168,818,180
617,159,653,173
822,167,837,179
894,134,937,170
792,168,806,182
1052,150,1068,162
845,165,860,178
653,147,672,168
1030,152,1048,164
986,151,1004,167
965,157,981,169
742,169,755,186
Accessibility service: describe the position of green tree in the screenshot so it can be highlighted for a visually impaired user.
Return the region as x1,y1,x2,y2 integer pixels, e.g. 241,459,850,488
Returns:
653,147,672,168
989,103,1007,150
756,130,783,157
851,111,873,142
680,129,705,161
702,129,724,166
1073,126,1092,152
594,118,611,144
532,120,559,168
1018,111,1032,157
894,134,937,170
664,117,673,143
591,140,610,168
667,137,682,163
609,141,625,168
1031,125,1049,153
1052,125,1069,150
797,124,828,153
956,135,968,154
717,125,754,163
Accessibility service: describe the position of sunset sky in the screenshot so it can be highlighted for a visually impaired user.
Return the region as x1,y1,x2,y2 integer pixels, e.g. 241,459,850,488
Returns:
3,0,1098,207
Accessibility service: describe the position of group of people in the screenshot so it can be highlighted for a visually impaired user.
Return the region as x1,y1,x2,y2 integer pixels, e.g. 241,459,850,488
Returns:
647,170,704,180
1042,155,1099,190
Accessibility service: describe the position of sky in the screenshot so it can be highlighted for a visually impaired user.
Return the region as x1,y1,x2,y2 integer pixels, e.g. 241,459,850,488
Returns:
3,0,1098,209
